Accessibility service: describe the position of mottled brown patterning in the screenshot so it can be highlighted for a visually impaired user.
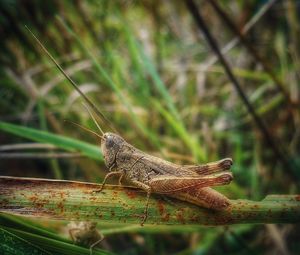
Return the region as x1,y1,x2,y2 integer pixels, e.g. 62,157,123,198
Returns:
98,132,233,224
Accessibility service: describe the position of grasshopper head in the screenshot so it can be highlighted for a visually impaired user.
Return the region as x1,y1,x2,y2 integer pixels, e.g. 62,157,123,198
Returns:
101,132,125,169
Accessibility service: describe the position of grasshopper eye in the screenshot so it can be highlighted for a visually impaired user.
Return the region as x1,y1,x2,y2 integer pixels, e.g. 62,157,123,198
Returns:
105,136,114,148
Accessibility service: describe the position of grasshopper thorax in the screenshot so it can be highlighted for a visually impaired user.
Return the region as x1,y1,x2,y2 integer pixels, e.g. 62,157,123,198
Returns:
101,132,125,169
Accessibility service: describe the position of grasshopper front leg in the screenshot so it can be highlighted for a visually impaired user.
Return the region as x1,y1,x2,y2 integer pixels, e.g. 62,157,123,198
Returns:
131,180,152,225
94,170,123,193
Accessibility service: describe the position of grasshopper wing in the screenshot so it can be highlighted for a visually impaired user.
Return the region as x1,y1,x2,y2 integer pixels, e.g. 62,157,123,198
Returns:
149,171,233,194
182,158,233,175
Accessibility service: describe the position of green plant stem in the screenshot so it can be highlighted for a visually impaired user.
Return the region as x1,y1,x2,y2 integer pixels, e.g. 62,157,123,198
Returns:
0,176,299,225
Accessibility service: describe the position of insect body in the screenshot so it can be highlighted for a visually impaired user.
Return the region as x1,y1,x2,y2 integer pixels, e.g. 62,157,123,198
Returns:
99,132,233,223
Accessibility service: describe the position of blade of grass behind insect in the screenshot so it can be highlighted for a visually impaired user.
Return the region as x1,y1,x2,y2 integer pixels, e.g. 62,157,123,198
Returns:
122,24,206,161
251,142,260,200
241,94,283,125
116,22,200,157
119,19,179,111
56,16,161,149
119,25,155,110
37,99,63,179
152,99,206,161
122,22,150,97
102,46,164,151
0,121,102,161
106,45,162,148
137,50,206,161
275,31,289,81
133,34,182,122
249,82,272,102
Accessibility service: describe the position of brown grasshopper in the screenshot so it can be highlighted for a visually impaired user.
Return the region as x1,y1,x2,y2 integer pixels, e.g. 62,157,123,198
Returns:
97,131,233,223
27,26,233,224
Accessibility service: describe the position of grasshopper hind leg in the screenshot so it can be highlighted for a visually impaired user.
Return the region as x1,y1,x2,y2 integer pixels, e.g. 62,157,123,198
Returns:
183,158,233,175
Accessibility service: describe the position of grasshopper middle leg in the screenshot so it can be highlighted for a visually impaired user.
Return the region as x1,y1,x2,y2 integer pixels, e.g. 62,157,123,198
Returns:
131,180,152,225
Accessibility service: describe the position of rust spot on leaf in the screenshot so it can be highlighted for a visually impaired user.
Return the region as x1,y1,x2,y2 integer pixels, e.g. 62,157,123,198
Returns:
125,191,137,199
34,201,45,209
28,195,38,203
157,200,170,222
111,210,115,217
162,213,170,222
0,199,9,206
83,190,91,195
57,201,65,214
157,200,165,215
59,192,66,199
295,195,300,201
176,209,185,224
235,214,241,219
216,215,233,225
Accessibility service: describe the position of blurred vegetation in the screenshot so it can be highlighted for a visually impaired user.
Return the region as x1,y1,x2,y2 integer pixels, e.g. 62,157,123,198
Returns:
0,0,299,254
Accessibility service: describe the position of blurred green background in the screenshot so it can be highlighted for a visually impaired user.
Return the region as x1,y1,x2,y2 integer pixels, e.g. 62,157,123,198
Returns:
0,0,299,254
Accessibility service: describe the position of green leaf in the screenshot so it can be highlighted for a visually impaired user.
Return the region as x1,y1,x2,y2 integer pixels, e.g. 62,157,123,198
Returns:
0,121,102,161
0,176,299,225
0,215,112,255
1,227,110,255
0,227,50,255
56,17,161,149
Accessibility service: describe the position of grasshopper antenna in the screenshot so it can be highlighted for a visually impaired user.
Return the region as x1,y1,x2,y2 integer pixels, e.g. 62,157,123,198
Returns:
64,120,103,140
82,103,105,136
25,25,117,133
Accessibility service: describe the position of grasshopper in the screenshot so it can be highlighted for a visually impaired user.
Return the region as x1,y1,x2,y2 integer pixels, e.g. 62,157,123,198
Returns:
97,131,233,223
27,26,233,224
68,221,104,255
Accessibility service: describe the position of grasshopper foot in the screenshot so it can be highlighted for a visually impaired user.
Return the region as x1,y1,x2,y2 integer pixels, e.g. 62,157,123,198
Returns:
92,184,104,193
140,210,148,226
